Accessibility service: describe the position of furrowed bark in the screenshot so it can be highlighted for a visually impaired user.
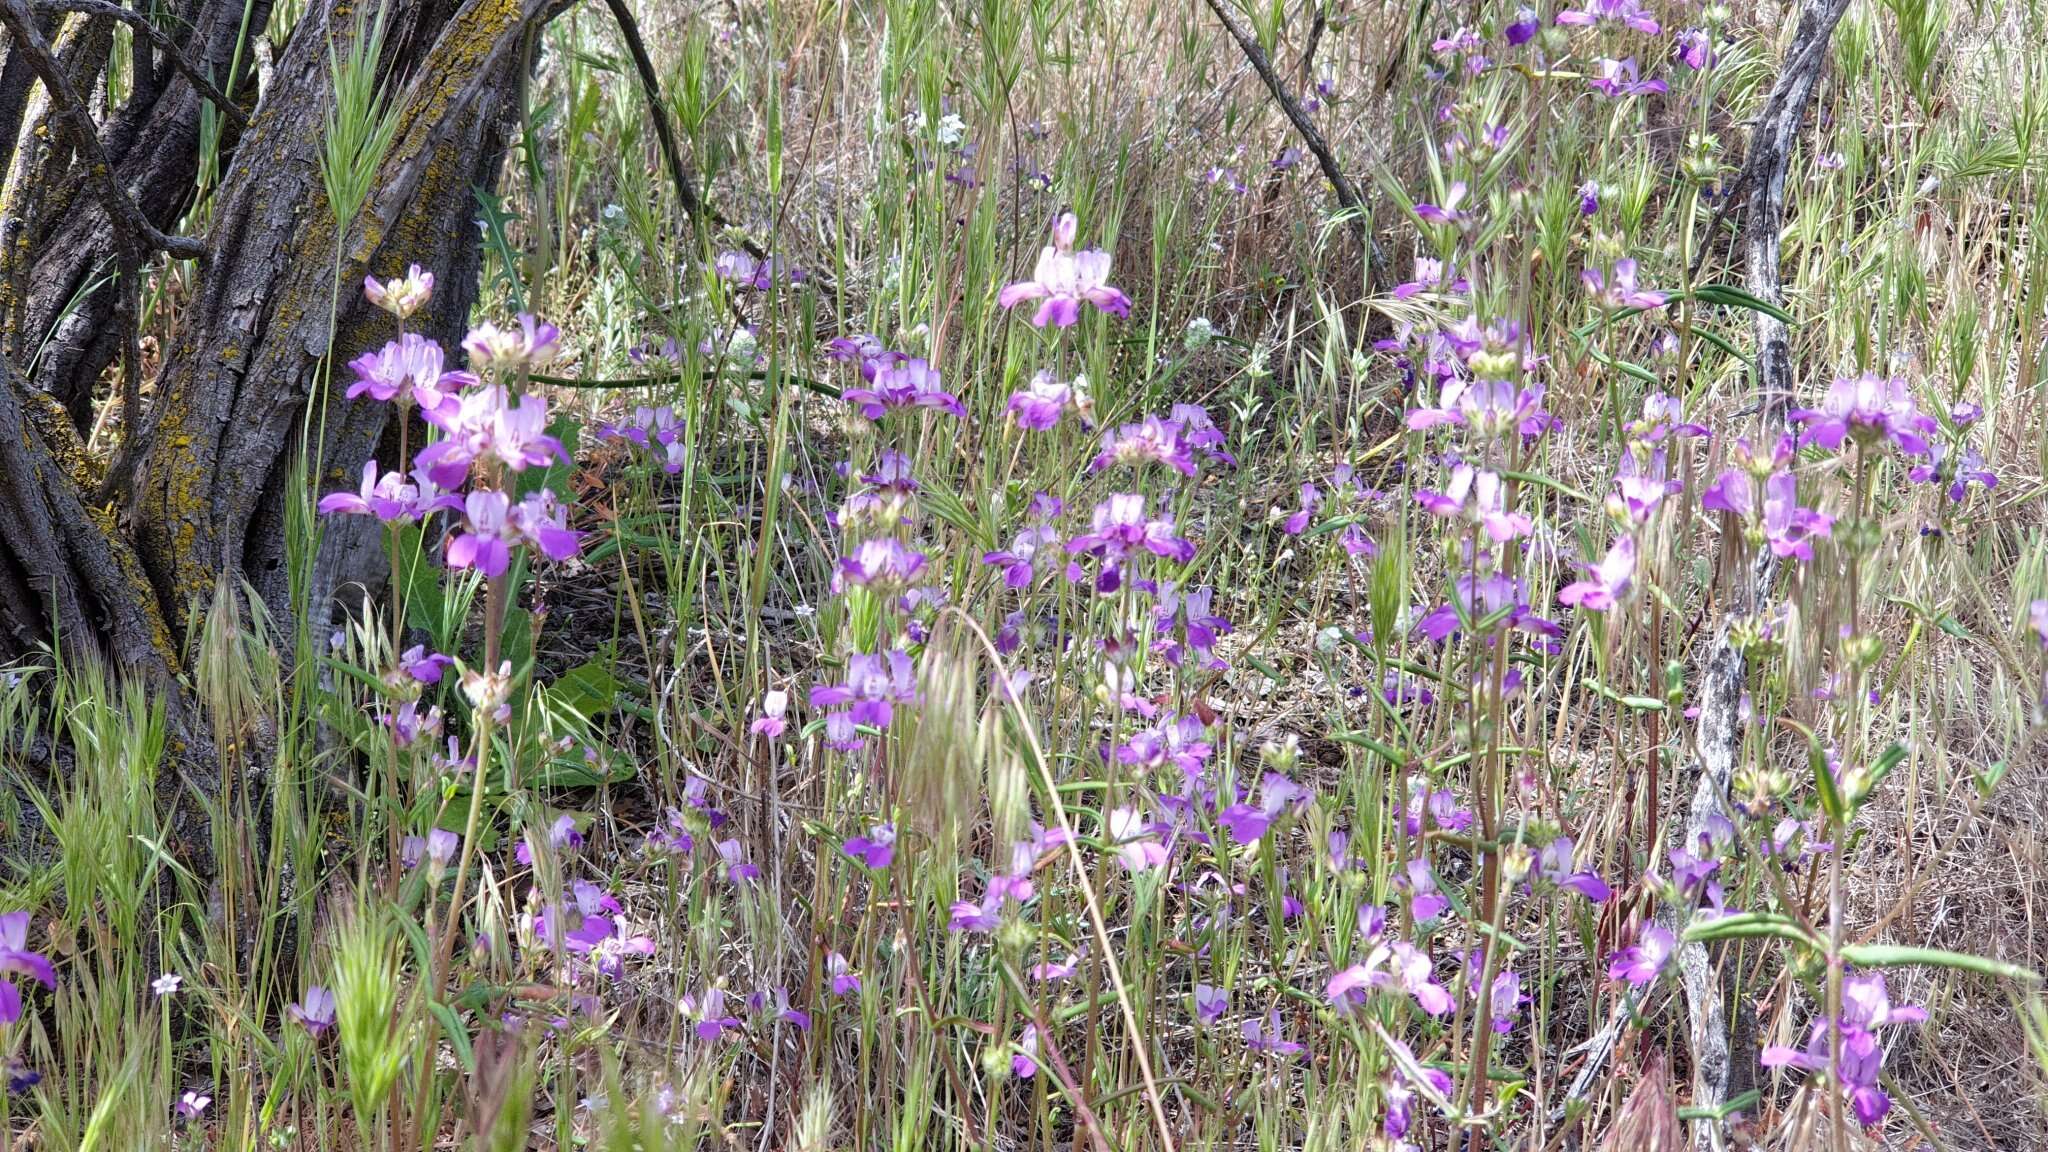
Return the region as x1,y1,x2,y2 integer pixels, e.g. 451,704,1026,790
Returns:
130,0,545,639
1670,2,1851,1147
6,0,262,424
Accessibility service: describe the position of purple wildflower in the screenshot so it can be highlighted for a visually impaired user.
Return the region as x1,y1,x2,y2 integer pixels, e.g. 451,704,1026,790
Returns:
997,212,1132,327
1588,57,1668,98
842,823,897,869
1607,924,1674,985
1790,373,1937,455
288,985,337,1035
842,357,966,420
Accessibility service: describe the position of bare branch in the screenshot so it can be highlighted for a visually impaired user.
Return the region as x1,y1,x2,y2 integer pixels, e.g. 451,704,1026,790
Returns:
0,0,208,259
1202,0,1381,288
1671,3,1852,1148
597,0,766,263
36,0,250,128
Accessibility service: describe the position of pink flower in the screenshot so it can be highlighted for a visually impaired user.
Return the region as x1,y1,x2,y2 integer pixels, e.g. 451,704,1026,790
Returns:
462,314,562,370
347,333,469,418
1557,535,1636,611
997,212,1132,328
415,386,568,487
1555,0,1658,32
1005,370,1072,430
444,490,581,578
364,264,434,319
0,910,57,1028
1414,464,1533,542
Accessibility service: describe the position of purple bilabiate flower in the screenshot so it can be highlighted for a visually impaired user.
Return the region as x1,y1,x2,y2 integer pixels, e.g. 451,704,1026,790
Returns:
1582,258,1668,309
716,839,759,884
1409,855,1451,921
1193,983,1228,1025
399,645,454,684
750,690,788,740
0,911,55,1026
1283,483,1321,535
1555,0,1659,33
1607,924,1674,985
948,887,1003,934
364,263,433,319
1326,940,1453,1016
1578,180,1602,216
1170,403,1236,467
347,333,470,418
1414,464,1534,542
1909,439,1998,503
1091,414,1197,476
445,490,581,578
1241,1010,1304,1056
825,333,903,381
1384,1037,1455,1141
425,828,459,870
1011,1024,1041,1078
835,538,928,591
288,985,336,1035
982,524,1062,589
683,988,744,1042
825,952,861,996
1405,781,1473,836
462,314,561,370
1790,372,1938,455
1217,773,1307,846
1393,256,1468,299
1504,7,1539,44
176,1089,212,1120
416,386,567,487
1588,57,1668,98
809,650,919,750
1413,181,1468,224
317,460,462,522
1005,370,1072,430
1761,971,1925,1128
2028,600,2048,649
1105,807,1168,872
1155,583,1233,670
1676,27,1714,69
997,211,1132,327
1405,378,1549,440
842,356,965,420
1538,836,1611,902
1413,572,1562,647
1066,494,1196,593
1627,391,1709,442
1612,448,1682,522
1028,949,1083,984
842,823,896,869
1558,535,1636,612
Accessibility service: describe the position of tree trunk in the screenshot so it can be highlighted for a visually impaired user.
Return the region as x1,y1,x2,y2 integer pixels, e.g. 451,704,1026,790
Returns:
0,0,549,682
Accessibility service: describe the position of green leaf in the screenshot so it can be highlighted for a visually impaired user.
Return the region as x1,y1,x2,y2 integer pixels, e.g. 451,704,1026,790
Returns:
547,660,620,720
1682,912,1820,948
1866,742,1909,794
1788,719,1845,827
428,1000,479,1072
1840,944,2041,983
1690,283,1796,324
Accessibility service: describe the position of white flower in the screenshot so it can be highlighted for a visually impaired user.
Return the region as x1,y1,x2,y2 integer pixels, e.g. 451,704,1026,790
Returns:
153,973,182,997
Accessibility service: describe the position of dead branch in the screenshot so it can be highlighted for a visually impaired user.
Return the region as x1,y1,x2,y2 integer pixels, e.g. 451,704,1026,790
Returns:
36,0,251,128
1671,2,1852,1147
1201,0,1382,289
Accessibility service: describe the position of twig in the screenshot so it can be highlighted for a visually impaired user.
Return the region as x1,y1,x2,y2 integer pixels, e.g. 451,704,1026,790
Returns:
597,0,764,259
0,0,207,261
1669,4,1851,1149
0,0,209,500
37,0,251,128
1200,0,1382,289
